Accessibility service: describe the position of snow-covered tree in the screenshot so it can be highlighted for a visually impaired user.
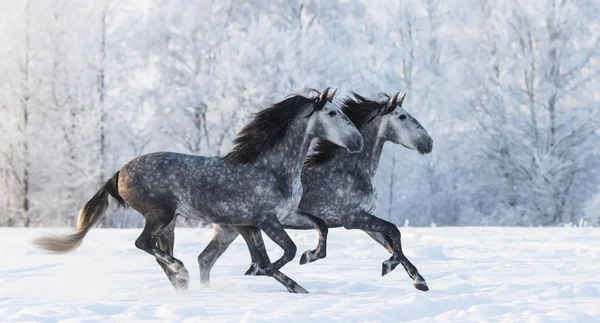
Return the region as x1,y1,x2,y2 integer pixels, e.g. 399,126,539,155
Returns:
0,0,598,227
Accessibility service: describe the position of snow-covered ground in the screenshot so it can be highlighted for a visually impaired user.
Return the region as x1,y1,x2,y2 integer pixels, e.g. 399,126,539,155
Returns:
1,227,599,322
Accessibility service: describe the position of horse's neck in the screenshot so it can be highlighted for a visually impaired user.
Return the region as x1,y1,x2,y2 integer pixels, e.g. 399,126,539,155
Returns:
255,121,313,180
332,121,384,180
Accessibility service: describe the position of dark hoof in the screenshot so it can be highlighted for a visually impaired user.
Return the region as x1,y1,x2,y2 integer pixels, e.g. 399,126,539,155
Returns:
299,250,311,265
413,277,429,291
287,283,309,294
381,260,399,276
244,263,261,276
174,269,190,292
414,281,429,291
244,263,273,276
175,279,189,292
299,249,325,265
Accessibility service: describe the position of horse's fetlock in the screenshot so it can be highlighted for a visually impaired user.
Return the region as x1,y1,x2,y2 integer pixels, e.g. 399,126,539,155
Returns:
262,264,275,276
317,249,326,258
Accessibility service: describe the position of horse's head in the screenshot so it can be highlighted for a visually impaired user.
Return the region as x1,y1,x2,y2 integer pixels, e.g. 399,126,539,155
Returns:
379,92,432,155
307,87,363,153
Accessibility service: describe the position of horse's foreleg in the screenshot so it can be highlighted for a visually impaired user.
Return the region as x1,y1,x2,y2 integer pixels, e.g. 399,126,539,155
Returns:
284,210,329,265
235,225,273,276
344,211,428,291
236,225,308,294
197,224,239,286
256,216,298,272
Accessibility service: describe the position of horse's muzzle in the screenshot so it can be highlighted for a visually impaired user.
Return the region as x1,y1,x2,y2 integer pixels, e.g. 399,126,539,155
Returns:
417,138,433,155
347,135,364,153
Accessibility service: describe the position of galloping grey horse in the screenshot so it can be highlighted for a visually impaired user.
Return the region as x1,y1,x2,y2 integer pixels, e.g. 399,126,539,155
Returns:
34,88,363,294
198,92,432,291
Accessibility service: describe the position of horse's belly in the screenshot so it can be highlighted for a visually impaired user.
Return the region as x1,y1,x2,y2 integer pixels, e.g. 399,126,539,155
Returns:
177,193,258,225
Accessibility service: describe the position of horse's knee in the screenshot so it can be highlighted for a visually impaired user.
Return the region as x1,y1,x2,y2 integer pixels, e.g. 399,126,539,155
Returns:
283,243,297,262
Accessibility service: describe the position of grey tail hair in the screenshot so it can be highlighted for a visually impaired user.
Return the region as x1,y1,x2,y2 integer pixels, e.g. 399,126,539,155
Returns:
33,171,126,253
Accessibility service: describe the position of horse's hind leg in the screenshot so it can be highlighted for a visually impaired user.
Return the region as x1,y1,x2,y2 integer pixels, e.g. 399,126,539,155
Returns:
284,210,329,265
197,224,239,286
155,220,189,291
344,211,428,291
235,225,308,294
364,231,394,254
135,211,189,292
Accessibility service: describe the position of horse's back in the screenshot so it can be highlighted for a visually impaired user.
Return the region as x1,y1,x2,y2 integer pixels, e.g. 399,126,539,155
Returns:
117,151,289,224
117,152,217,214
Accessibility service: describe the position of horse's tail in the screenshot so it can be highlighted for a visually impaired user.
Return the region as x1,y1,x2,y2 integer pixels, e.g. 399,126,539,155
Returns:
34,171,127,253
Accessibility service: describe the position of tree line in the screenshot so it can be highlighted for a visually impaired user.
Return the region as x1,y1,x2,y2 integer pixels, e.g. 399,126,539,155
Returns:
1,0,599,227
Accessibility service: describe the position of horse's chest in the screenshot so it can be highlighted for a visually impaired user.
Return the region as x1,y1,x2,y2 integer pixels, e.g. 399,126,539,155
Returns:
363,185,377,214
276,177,302,220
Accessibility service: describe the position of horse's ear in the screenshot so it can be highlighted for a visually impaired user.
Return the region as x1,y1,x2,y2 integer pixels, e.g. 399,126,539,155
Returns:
383,92,400,114
319,87,330,101
327,88,337,102
315,87,330,110
398,93,407,106
388,92,400,106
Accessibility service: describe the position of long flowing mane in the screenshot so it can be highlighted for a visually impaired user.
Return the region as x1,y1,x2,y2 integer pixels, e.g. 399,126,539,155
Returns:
224,95,314,164
304,92,386,168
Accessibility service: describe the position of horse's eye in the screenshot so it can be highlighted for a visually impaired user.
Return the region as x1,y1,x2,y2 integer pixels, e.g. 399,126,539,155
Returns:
328,111,337,117
399,114,407,120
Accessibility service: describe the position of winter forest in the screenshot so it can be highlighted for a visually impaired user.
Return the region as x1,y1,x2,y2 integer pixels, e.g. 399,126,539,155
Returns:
0,0,599,228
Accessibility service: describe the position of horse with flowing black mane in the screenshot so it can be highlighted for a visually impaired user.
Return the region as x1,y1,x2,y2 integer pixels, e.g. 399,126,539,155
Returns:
34,88,363,294
199,92,432,291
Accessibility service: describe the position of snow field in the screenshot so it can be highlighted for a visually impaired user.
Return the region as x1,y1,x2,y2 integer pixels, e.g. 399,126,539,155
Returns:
0,227,599,322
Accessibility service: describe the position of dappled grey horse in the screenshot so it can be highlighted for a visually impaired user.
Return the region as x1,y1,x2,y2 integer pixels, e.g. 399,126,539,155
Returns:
199,92,432,291
34,88,363,294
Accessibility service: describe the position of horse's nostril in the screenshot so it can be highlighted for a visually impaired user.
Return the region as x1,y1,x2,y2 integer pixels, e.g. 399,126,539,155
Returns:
427,140,433,149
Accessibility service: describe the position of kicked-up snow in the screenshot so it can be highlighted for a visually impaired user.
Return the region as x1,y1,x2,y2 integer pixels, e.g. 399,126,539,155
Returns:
1,227,599,322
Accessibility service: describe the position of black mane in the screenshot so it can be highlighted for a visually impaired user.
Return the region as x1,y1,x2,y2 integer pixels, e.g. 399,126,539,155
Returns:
224,95,314,164
304,92,386,168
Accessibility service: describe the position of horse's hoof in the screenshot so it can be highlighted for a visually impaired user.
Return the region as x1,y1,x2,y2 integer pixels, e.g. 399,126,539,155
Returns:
381,260,399,276
244,263,261,276
174,269,190,292
178,268,190,280
299,250,312,265
244,263,273,276
174,272,189,292
175,279,189,292
413,277,429,291
287,283,309,294
300,249,325,265
414,281,429,291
